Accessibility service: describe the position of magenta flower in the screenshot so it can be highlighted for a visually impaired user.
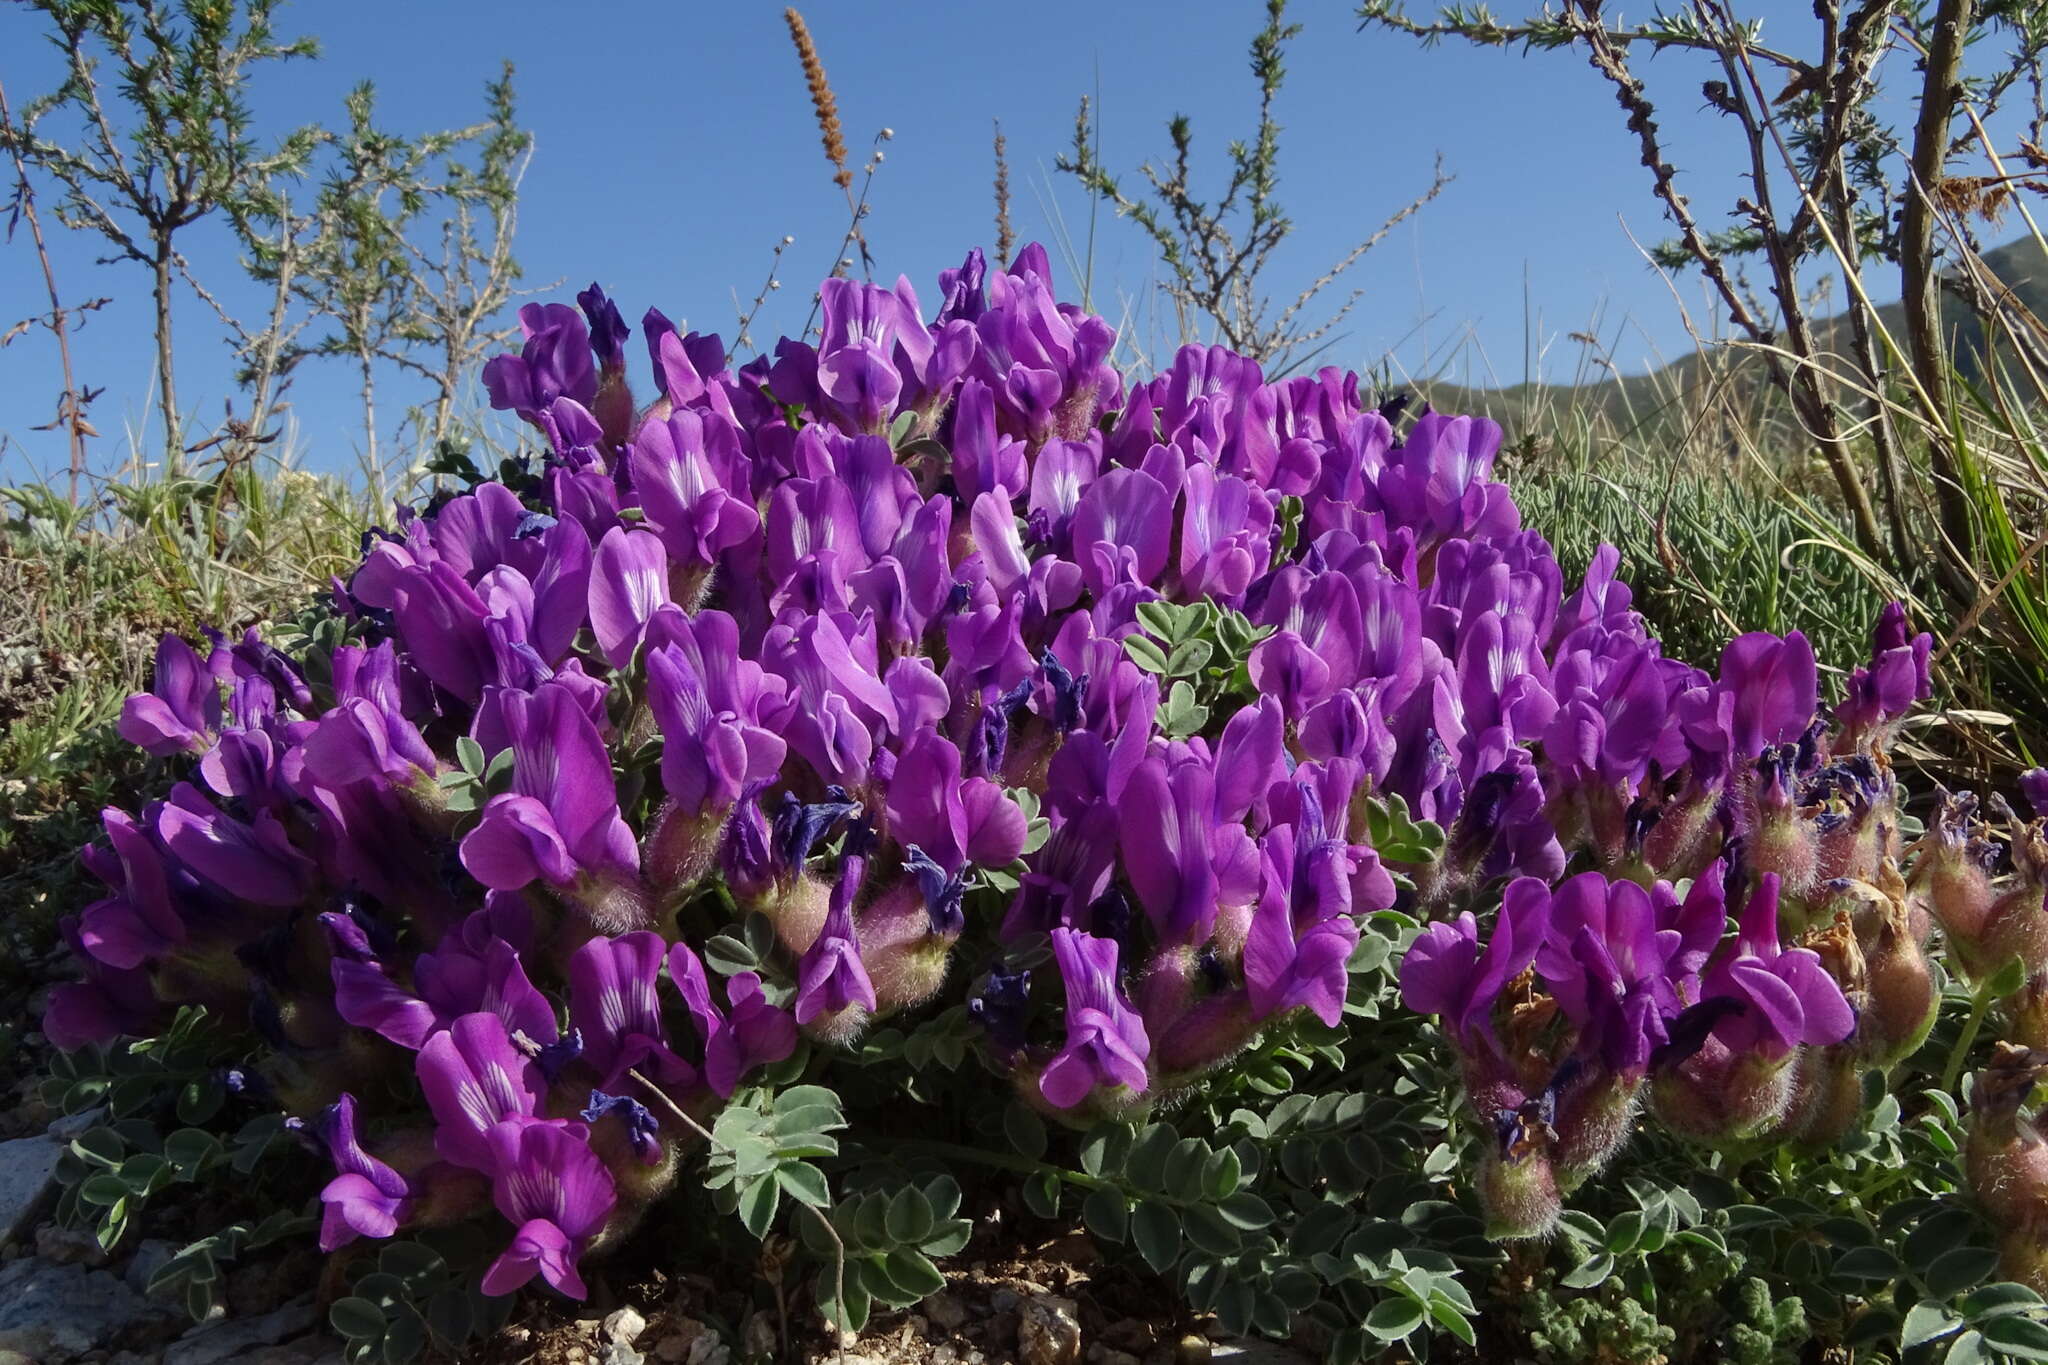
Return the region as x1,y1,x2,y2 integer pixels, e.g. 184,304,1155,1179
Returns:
118,633,223,755
1040,928,1150,1109
479,1119,616,1299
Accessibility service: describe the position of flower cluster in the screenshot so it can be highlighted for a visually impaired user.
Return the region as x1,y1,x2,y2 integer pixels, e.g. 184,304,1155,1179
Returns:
1398,606,1951,1235
55,242,1965,1297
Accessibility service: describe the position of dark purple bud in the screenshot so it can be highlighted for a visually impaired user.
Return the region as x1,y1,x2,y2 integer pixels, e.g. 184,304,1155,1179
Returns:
581,1089,662,1163
903,845,967,936
968,964,1032,1052
772,789,862,875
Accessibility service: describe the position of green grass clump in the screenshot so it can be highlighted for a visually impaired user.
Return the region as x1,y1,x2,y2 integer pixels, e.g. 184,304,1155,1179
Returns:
0,460,373,958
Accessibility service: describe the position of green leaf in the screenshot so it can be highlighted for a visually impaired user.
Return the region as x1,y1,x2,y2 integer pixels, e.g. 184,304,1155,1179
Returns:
1182,1205,1243,1257
331,1297,388,1342
1560,1254,1614,1289
1164,639,1214,677
1980,1316,2048,1360
881,1248,946,1301
1928,1247,2003,1298
1122,635,1170,674
1131,1201,1181,1272
1945,1328,1990,1365
885,1185,936,1245
776,1163,832,1209
1962,1283,2045,1321
1216,1191,1275,1231
1021,1170,1061,1220
1082,1188,1128,1244
1363,1296,1426,1342
737,1176,781,1239
1904,1302,1966,1348
455,736,485,776
1831,1246,1902,1283
1003,1105,1048,1162
1202,1147,1242,1200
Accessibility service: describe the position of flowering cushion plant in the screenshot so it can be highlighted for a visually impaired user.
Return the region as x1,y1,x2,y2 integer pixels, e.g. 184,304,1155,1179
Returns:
54,244,2048,1338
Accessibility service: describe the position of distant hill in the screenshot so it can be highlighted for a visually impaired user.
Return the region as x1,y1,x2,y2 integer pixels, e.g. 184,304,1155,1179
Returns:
1409,236,2048,445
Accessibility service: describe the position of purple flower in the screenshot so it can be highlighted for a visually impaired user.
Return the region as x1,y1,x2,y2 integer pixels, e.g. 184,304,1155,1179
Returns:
479,1119,616,1299
1835,601,1933,747
458,684,639,912
118,633,223,755
314,1094,410,1252
795,856,876,1028
1400,881,1550,1053
632,410,758,570
668,942,797,1095
1040,928,1150,1108
645,616,786,820
587,527,673,670
1698,873,1855,1060
1071,468,1173,596
418,1012,549,1172
569,932,694,1091
1716,631,1818,762
483,303,598,424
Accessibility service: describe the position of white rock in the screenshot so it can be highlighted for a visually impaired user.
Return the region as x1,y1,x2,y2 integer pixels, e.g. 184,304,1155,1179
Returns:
1018,1294,1082,1365
0,1137,61,1244
604,1343,645,1365
603,1307,648,1344
163,1294,318,1365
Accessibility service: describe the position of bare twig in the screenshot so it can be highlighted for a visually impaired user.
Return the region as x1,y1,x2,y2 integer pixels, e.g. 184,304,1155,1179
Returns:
0,74,96,502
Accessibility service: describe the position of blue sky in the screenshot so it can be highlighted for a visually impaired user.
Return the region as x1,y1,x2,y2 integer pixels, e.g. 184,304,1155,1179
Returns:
0,0,1986,484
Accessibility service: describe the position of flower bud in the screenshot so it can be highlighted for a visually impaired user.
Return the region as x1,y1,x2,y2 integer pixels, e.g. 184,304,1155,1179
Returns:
857,880,957,1014
1743,747,1818,897
643,800,729,915
1772,1043,1863,1152
1152,992,1258,1077
1652,1037,1795,1148
1966,1045,2048,1229
1477,1102,1561,1240
1549,1067,1640,1190
1906,791,1998,956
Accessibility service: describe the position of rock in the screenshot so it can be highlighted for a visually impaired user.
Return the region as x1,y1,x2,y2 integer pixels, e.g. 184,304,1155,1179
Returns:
0,1137,62,1243
0,1255,169,1360
653,1338,690,1364
1018,1294,1082,1365
1095,1353,1141,1365
990,1288,1022,1313
35,1223,108,1266
926,1292,969,1333
162,1295,318,1365
46,1109,104,1141
123,1239,178,1299
604,1344,645,1365
1209,1341,1313,1365
742,1311,776,1359
1174,1334,1213,1365
603,1308,648,1345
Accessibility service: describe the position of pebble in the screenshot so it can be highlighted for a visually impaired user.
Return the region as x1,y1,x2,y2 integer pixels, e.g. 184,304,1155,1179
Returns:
604,1344,644,1365
1018,1294,1082,1365
1209,1341,1314,1365
1174,1334,1213,1365
926,1292,969,1333
603,1307,648,1345
0,1137,62,1244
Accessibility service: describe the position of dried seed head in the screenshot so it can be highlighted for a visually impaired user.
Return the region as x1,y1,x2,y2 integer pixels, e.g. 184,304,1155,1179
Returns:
783,9,849,188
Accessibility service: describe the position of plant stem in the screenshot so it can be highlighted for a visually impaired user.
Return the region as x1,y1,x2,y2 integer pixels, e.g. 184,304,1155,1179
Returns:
1941,982,1996,1095
628,1068,847,1363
